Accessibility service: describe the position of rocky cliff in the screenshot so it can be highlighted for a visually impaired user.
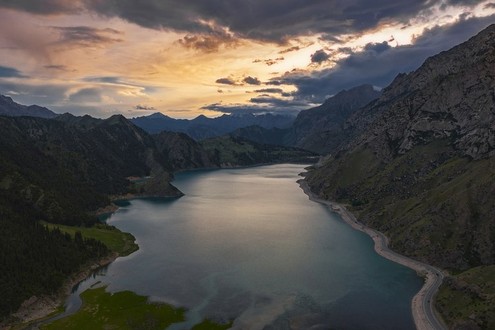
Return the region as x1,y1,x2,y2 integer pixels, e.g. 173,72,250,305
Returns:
305,24,495,329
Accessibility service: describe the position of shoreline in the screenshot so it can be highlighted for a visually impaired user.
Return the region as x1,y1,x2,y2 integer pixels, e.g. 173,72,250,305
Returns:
9,252,118,329
298,179,446,330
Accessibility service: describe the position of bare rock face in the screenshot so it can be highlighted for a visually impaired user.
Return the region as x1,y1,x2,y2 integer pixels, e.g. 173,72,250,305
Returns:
306,24,495,272
345,24,495,160
290,84,381,154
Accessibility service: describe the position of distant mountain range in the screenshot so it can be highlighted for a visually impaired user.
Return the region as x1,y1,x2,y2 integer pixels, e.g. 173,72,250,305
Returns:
2,23,495,330
0,95,57,118
0,98,313,321
130,112,295,140
232,84,381,154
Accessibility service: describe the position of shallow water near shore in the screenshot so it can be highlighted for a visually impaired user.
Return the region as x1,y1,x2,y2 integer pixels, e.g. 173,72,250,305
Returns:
61,164,422,329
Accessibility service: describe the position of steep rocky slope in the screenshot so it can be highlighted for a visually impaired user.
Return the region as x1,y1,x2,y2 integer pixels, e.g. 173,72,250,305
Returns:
305,23,495,329
232,85,381,154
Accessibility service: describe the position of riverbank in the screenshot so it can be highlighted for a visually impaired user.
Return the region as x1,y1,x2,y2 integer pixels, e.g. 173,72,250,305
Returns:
298,179,446,330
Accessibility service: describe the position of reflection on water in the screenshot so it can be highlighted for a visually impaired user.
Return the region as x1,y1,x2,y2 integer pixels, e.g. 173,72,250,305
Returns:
63,164,422,330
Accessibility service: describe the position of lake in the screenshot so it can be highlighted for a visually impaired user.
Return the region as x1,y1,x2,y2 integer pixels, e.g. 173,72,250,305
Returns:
64,164,422,329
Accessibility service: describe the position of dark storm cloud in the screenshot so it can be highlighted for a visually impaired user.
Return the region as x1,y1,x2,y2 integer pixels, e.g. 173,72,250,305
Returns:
68,87,101,103
215,77,236,85
276,15,495,104
52,26,123,47
310,49,331,64
444,0,486,6
243,76,261,85
0,0,83,15
0,65,26,78
1,1,436,42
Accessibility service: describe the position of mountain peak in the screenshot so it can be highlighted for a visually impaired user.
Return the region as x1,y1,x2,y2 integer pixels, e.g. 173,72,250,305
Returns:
148,112,170,119
0,95,57,119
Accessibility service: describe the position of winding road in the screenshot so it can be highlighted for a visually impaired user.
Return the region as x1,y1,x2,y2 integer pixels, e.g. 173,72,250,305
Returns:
298,180,447,330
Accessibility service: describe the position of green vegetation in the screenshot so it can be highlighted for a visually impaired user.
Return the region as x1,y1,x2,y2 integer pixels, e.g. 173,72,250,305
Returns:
42,287,185,330
202,135,316,166
307,140,495,270
436,266,495,329
42,287,233,330
43,222,138,257
306,140,495,329
191,319,234,330
0,196,109,320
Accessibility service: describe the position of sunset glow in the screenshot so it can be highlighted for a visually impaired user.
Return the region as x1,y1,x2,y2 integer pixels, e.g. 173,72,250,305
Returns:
0,1,494,118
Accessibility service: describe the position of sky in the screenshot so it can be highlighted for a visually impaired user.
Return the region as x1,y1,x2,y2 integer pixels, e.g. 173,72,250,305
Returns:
0,1,494,119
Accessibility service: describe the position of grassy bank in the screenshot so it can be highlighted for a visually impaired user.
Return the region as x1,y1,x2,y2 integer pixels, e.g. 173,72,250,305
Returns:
436,265,495,329
42,287,184,330
41,287,233,330
43,222,138,257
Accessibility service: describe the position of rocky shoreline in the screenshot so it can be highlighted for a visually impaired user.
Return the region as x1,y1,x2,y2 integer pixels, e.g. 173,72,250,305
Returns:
298,179,446,330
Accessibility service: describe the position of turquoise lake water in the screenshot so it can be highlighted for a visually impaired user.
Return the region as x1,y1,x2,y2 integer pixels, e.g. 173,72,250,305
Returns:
65,164,423,329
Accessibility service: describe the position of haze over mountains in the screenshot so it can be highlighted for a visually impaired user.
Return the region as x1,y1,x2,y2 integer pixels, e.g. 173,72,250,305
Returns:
130,112,295,140
1,22,495,330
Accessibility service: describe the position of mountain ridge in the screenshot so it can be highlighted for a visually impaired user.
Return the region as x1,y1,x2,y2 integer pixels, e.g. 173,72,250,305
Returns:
305,23,495,329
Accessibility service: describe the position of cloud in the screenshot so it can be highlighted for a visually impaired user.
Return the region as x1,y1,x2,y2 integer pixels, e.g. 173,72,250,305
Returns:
44,64,70,71
249,96,309,107
135,104,156,110
243,76,261,85
253,57,285,66
0,65,26,78
485,2,495,8
3,1,491,46
215,77,236,85
310,49,331,64
443,0,486,7
68,87,102,103
279,46,301,54
265,80,284,86
52,26,123,47
0,0,84,15
201,102,303,116
253,88,284,94
1,1,439,43
178,33,238,52
275,15,495,103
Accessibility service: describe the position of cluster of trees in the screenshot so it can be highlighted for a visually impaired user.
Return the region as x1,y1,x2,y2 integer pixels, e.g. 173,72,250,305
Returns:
0,191,108,319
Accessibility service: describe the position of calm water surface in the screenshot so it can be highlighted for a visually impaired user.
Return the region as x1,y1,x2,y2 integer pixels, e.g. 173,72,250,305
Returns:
65,164,422,329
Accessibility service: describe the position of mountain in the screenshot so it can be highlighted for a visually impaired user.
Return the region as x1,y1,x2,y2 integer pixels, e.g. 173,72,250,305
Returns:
288,84,381,153
232,85,381,154
0,95,57,118
131,112,295,140
153,131,215,170
0,95,317,322
201,135,317,167
305,24,495,329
